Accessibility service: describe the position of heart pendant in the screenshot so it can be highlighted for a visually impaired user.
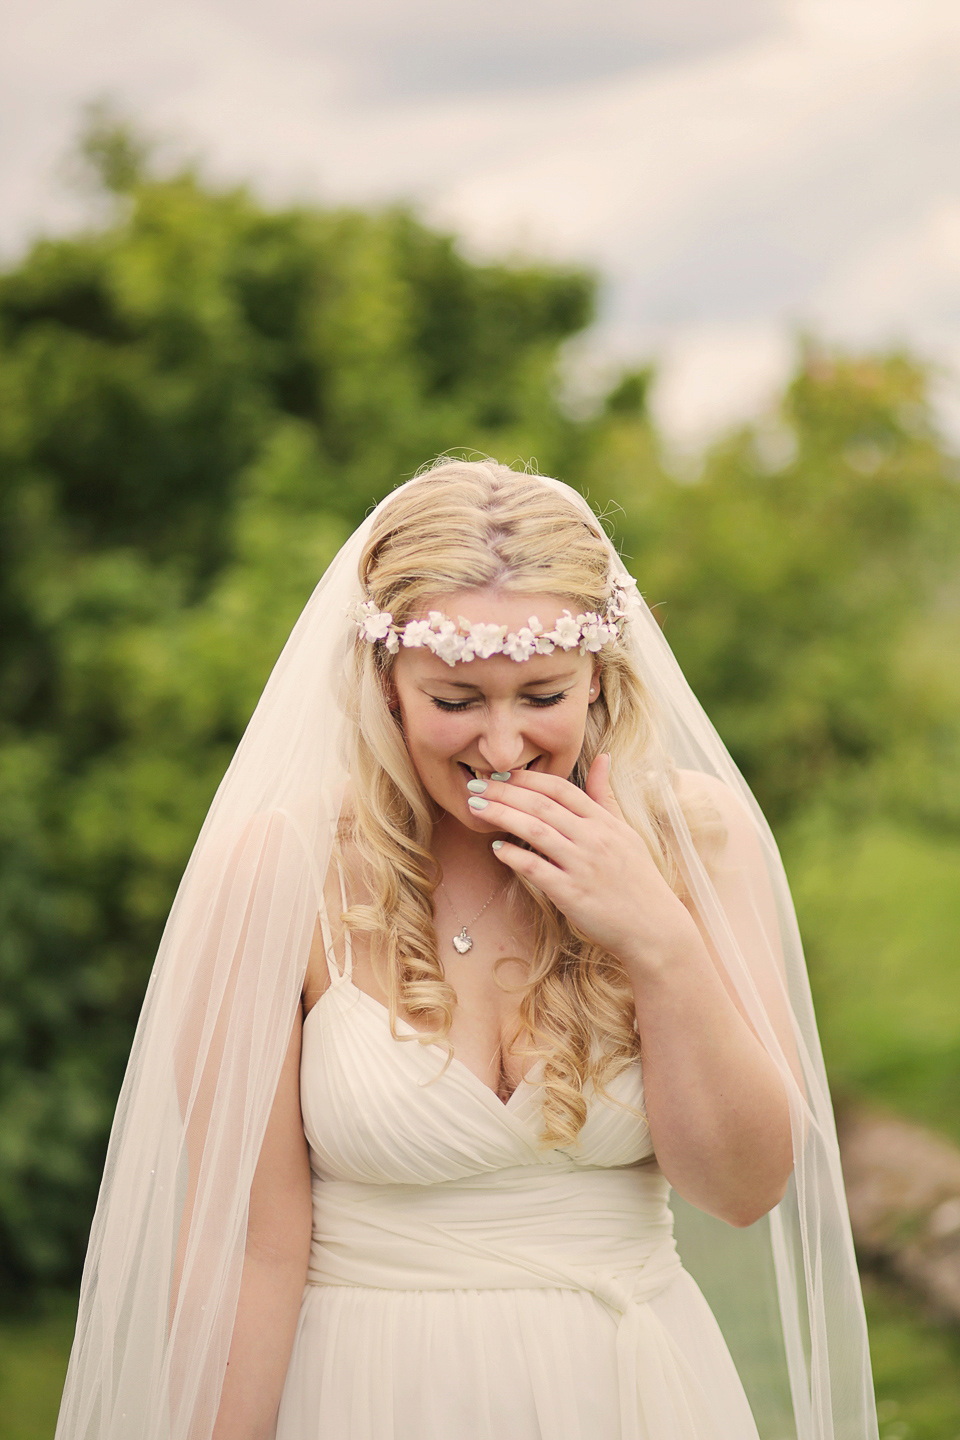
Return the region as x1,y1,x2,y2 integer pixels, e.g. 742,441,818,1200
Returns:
452,929,473,954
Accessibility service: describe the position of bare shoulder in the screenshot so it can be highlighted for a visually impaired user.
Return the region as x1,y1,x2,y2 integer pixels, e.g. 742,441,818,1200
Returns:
671,768,763,868
674,768,752,824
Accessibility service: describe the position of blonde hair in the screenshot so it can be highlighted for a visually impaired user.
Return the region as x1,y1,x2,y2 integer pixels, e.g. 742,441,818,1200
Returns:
339,458,679,1147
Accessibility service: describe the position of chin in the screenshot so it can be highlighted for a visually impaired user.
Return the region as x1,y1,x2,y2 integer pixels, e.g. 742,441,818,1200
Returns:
454,807,495,833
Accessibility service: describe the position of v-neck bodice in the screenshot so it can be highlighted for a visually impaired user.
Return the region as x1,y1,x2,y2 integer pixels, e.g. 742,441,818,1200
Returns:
300,972,653,1186
286,920,760,1440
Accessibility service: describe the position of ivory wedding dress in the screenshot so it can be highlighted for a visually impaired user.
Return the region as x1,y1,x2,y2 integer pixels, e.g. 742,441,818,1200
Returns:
275,914,761,1440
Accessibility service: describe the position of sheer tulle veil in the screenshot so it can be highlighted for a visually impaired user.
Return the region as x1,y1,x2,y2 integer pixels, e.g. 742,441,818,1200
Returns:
55,466,878,1440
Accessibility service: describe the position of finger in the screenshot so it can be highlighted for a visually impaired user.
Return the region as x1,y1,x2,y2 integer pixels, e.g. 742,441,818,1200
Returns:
584,753,626,820
467,797,576,864
492,765,598,821
477,777,589,843
491,839,568,902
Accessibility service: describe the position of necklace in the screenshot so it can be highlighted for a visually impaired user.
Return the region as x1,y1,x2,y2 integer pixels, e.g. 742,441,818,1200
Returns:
438,879,505,954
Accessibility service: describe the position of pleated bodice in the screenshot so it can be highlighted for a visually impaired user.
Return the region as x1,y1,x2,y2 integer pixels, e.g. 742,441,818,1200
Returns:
300,970,653,1185
279,919,760,1440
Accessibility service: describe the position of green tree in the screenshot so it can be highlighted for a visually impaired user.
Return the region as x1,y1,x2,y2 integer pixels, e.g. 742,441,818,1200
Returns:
576,347,960,827
3,115,960,1300
0,120,594,1292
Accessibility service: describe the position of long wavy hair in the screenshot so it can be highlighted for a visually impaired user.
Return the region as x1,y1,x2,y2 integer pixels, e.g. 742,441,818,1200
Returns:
338,458,682,1147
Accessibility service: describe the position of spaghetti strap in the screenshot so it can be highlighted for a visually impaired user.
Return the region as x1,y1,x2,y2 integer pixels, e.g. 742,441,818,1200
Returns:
316,889,343,987
317,860,352,985
335,861,354,982
316,861,354,986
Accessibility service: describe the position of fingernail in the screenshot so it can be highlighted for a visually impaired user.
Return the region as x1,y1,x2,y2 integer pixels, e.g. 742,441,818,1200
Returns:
490,771,511,782
467,796,489,810
466,778,488,793
492,839,505,851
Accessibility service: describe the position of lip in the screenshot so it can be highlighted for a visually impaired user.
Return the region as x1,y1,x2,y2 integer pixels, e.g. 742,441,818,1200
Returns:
458,758,541,781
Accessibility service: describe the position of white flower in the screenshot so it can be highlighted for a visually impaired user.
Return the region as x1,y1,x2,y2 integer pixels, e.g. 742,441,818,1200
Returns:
401,619,432,648
429,627,467,666
464,621,506,659
424,616,466,666
606,575,639,619
545,610,581,649
579,613,606,653
350,597,376,624
361,608,393,642
353,591,626,664
504,627,538,662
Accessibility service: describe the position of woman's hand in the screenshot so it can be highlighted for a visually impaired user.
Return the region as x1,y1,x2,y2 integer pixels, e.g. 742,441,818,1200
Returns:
471,754,698,972
475,757,793,1227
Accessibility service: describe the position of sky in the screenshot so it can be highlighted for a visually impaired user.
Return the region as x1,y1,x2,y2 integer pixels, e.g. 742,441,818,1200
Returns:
4,0,960,448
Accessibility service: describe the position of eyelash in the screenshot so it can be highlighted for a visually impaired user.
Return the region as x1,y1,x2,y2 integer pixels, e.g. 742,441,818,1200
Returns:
430,691,569,713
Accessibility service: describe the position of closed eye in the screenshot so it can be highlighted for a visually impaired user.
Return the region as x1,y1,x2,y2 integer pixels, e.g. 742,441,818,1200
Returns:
430,690,569,713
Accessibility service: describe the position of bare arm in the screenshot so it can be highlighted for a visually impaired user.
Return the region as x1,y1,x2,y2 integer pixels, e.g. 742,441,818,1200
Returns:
624,920,792,1227
621,772,795,1226
212,1011,313,1440
483,759,794,1229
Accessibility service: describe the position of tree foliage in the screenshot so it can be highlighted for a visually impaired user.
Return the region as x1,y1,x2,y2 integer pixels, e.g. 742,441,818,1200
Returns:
1,123,959,1293
580,348,960,825
0,126,592,1290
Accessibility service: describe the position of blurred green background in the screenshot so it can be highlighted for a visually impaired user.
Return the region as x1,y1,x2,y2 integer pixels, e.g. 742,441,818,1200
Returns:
2,117,960,1438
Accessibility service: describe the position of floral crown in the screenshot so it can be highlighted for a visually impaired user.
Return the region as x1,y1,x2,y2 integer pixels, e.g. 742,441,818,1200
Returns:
349,574,639,666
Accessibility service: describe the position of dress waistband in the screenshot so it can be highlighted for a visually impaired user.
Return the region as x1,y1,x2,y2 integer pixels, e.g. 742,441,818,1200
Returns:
307,1162,676,1294
306,1164,716,1440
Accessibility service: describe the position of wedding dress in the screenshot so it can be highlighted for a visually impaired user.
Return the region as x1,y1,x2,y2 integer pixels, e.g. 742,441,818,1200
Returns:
56,465,878,1440
275,911,760,1440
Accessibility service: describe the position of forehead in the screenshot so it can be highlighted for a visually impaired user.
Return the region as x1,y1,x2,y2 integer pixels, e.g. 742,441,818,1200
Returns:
416,586,578,628
395,646,590,690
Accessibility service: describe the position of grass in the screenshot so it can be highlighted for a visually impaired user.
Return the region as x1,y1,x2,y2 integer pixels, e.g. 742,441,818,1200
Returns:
784,815,960,1145
865,1273,960,1440
0,1295,74,1440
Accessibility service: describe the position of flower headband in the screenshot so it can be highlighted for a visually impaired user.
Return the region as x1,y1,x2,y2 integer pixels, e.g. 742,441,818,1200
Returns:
349,574,639,666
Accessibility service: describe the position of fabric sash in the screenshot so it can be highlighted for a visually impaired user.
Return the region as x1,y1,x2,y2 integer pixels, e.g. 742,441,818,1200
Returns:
306,1162,721,1440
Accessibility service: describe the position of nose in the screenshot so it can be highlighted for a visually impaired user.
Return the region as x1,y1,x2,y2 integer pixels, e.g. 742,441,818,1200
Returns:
475,707,526,774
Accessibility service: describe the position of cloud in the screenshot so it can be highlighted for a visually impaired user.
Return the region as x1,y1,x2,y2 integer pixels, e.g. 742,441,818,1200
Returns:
3,0,960,446
202,0,783,98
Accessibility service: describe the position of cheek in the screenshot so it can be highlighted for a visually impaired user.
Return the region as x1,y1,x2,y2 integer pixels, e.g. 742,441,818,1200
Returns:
402,701,472,762
536,704,592,757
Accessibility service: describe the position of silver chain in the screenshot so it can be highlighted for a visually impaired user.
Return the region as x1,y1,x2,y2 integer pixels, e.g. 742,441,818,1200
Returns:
438,879,506,954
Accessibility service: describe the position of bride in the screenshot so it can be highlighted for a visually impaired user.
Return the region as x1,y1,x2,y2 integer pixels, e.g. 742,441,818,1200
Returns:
56,459,878,1440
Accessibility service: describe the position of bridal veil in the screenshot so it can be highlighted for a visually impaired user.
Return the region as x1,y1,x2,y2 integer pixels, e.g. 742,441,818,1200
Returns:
55,465,878,1440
